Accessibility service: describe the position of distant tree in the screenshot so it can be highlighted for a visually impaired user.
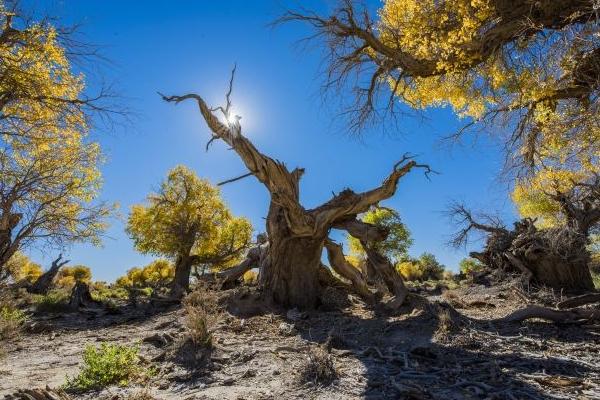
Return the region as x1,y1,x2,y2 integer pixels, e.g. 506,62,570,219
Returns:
126,166,253,297
459,258,485,276
417,252,445,281
348,207,412,262
55,265,92,288
396,253,445,282
396,260,423,281
0,3,113,275
116,259,175,289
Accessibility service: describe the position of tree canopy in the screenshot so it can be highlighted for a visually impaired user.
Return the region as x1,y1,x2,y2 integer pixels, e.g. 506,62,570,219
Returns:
0,2,112,272
285,0,599,170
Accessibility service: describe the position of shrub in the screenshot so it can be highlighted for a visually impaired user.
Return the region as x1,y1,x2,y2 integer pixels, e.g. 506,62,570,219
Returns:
33,290,71,313
593,272,600,290
182,284,220,348
64,342,148,391
0,302,26,340
115,260,174,290
298,346,337,385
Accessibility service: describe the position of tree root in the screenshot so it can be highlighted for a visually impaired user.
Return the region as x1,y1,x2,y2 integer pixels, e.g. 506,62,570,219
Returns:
494,304,600,324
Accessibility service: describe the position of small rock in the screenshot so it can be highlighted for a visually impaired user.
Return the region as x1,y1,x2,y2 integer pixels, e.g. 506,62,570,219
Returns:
278,322,296,336
222,377,235,386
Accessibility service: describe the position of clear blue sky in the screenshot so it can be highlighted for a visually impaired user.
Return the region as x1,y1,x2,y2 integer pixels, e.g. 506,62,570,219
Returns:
26,0,516,281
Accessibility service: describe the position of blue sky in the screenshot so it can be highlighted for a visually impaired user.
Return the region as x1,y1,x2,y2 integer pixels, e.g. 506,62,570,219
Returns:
26,0,516,281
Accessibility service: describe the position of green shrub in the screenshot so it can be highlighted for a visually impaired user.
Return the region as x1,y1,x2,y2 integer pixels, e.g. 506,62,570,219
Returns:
33,290,71,313
64,342,148,391
0,303,26,340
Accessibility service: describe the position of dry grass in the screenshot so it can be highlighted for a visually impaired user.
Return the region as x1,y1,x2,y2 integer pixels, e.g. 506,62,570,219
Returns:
298,345,337,386
182,283,221,348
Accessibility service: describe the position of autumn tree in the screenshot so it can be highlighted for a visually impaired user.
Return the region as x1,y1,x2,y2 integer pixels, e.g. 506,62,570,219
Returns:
284,1,600,292
126,165,253,298
1,251,41,283
282,1,599,163
162,68,431,308
115,259,175,290
55,265,92,288
0,2,112,277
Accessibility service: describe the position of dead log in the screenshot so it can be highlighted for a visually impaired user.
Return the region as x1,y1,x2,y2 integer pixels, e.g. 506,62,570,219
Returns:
451,204,595,292
28,254,69,295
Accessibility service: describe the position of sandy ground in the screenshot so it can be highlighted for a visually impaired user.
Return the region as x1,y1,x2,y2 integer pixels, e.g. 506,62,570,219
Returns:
1,283,600,399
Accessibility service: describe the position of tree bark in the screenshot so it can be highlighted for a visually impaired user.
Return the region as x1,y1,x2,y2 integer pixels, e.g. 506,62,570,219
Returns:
170,254,195,298
260,203,326,309
68,281,101,310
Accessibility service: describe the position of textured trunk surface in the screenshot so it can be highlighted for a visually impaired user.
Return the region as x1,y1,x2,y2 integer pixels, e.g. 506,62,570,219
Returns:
260,203,324,309
528,253,594,292
170,254,194,298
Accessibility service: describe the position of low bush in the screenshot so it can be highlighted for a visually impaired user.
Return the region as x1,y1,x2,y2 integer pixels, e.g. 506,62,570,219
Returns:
33,290,71,313
64,342,149,391
182,284,220,348
298,346,337,385
0,301,26,340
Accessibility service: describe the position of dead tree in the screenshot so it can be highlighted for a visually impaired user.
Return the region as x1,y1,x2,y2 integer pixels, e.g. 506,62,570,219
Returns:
449,185,598,292
27,254,70,295
161,67,430,309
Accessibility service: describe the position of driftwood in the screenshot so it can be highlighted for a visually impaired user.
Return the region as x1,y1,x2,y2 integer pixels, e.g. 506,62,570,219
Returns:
28,254,69,295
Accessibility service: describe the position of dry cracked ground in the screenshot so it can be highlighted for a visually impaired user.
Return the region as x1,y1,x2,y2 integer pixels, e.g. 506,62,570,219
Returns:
1,284,600,400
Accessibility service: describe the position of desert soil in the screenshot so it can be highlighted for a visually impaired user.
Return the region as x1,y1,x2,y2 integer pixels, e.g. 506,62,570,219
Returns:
1,283,599,400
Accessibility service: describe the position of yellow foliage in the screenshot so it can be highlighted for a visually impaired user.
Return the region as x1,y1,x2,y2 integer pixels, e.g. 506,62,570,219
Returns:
116,259,175,289
375,0,600,165
0,3,111,258
396,260,423,281
4,252,42,283
56,265,92,288
242,270,257,284
126,166,252,272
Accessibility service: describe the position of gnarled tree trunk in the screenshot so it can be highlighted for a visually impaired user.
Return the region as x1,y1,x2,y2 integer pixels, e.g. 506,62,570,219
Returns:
28,254,69,295
162,69,429,308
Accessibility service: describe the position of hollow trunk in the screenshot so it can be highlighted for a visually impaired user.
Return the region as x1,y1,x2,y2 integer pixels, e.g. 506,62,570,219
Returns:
170,254,195,298
260,203,325,309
